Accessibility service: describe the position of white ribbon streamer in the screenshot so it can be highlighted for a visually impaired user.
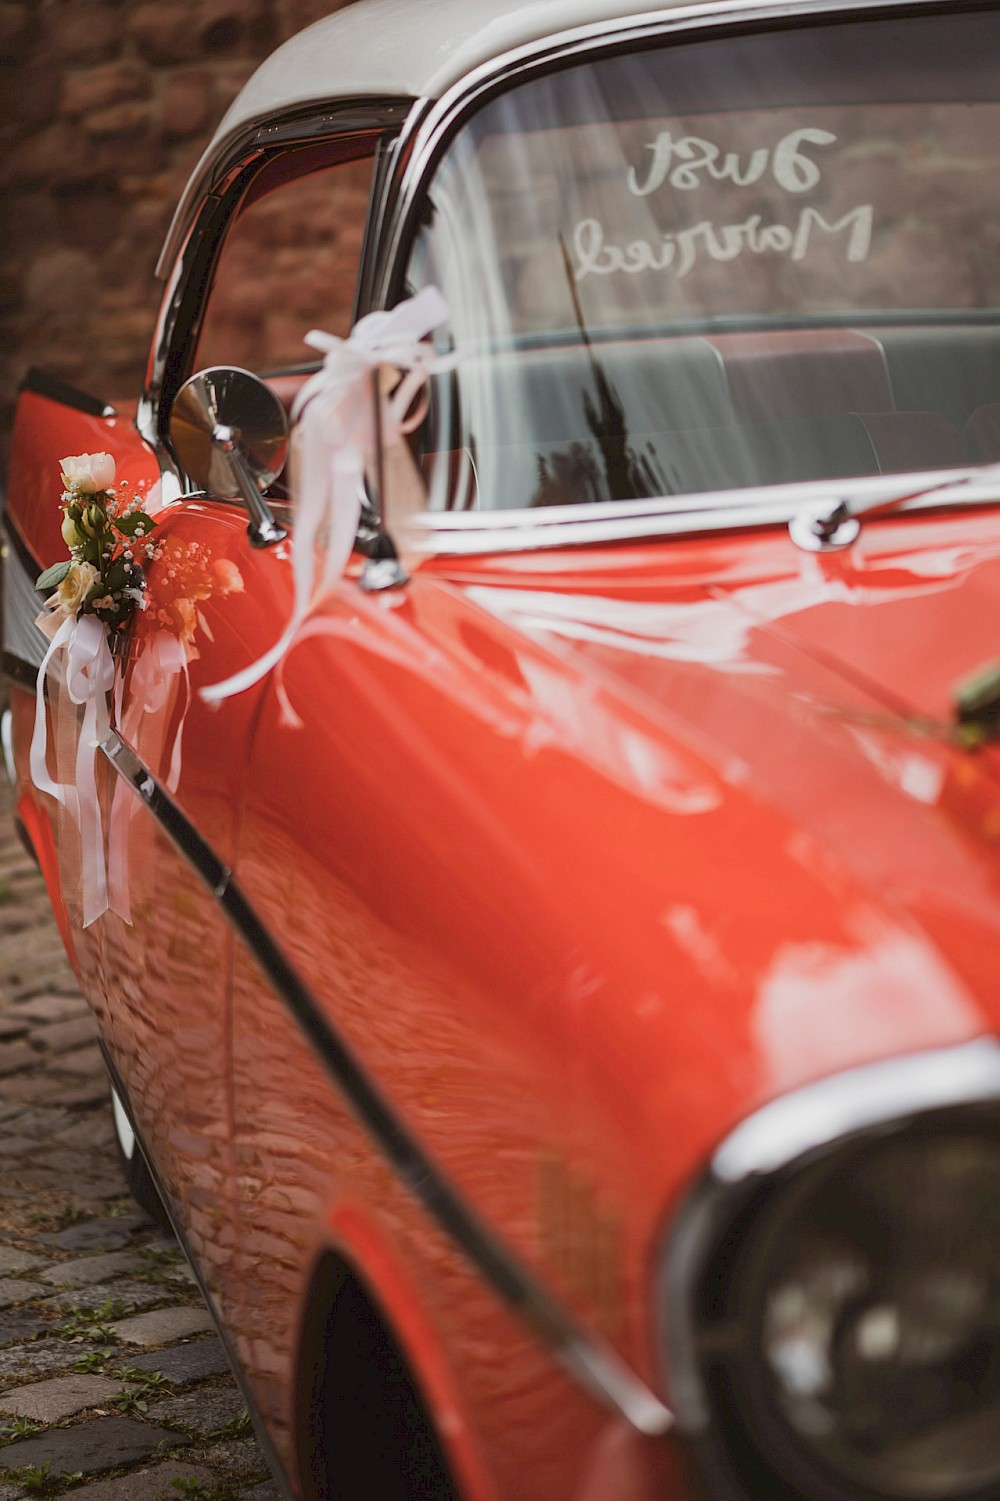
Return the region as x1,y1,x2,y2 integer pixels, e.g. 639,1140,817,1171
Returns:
106,631,190,925
30,610,118,928
200,286,456,705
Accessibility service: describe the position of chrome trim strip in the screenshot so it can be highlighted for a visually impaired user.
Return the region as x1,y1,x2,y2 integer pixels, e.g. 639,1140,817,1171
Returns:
2,521,46,672
404,472,1000,556
0,707,15,787
713,1036,1000,1183
156,99,414,281
99,728,673,1437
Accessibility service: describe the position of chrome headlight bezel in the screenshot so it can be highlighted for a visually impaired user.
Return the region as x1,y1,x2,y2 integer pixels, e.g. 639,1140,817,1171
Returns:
663,1039,1000,1501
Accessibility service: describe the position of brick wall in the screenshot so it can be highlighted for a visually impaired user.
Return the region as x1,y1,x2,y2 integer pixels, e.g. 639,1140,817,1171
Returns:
0,0,356,468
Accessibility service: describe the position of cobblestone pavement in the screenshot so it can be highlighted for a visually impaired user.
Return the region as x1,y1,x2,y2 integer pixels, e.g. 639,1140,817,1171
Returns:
0,768,279,1501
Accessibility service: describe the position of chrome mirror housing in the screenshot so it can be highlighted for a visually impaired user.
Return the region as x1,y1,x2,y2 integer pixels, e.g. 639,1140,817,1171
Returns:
169,367,289,547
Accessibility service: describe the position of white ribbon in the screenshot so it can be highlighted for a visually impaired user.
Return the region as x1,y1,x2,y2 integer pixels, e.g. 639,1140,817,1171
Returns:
105,631,190,925
200,286,456,706
30,610,118,928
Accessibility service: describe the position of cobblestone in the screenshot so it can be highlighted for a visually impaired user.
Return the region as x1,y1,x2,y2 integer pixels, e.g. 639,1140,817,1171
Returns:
49,1283,177,1317
0,1312,52,1348
38,1224,137,1255
0,1045,41,1079
41,1254,142,1289
123,1342,231,1388
188,1438,267,1481
0,1416,187,1477
0,1280,51,1311
0,1373,122,1422
38,1018,100,1055
0,1251,46,1278
110,1309,216,1348
239,1484,280,1501
69,1461,219,1501
146,1387,247,1436
0,1340,93,1380
6,996,89,1026
0,772,273,1501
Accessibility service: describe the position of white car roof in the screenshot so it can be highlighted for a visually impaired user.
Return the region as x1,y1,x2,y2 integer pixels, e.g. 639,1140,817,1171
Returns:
159,0,807,276
212,0,702,145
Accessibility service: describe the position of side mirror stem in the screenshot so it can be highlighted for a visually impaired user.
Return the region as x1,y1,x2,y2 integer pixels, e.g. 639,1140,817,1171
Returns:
212,422,287,547
359,368,408,591
169,369,289,547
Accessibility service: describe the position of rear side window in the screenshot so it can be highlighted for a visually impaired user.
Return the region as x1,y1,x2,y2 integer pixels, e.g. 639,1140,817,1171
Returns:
196,153,375,375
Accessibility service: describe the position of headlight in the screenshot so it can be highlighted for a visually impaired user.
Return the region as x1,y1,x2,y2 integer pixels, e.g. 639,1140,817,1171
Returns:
692,1114,1000,1501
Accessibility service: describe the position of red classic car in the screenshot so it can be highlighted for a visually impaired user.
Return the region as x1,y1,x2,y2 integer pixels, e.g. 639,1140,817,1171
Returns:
5,0,1000,1497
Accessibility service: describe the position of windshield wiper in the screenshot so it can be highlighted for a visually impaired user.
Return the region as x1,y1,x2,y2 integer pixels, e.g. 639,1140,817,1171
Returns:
789,460,1000,552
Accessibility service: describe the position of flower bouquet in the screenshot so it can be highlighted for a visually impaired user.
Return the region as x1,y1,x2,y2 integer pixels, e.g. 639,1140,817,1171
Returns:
30,452,158,929
35,451,157,638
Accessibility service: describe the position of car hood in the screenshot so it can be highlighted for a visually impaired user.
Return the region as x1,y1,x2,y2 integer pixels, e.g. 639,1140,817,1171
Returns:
433,506,1000,1095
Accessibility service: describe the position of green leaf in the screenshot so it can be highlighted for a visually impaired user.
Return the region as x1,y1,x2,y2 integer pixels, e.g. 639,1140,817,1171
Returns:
955,659,1000,719
102,559,128,595
35,559,71,593
114,511,156,538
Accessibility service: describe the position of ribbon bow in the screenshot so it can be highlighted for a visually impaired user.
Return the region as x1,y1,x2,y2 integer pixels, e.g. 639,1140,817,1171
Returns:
200,286,456,706
30,611,122,928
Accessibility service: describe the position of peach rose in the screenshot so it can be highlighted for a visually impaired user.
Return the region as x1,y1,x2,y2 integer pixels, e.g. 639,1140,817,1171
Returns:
56,561,100,614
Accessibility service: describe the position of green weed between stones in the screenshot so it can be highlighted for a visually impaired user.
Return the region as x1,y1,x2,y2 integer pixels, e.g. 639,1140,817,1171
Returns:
6,1463,83,1495
169,1478,234,1501
0,1418,43,1441
71,1350,112,1374
111,1389,148,1416
113,1367,167,1391
57,1299,127,1341
212,1410,252,1441
133,1248,186,1287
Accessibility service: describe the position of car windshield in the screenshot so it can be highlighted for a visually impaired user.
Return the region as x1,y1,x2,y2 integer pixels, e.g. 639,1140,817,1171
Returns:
406,5,1000,514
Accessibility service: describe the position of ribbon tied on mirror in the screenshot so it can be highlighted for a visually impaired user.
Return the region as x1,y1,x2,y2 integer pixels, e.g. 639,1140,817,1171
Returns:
200,285,457,707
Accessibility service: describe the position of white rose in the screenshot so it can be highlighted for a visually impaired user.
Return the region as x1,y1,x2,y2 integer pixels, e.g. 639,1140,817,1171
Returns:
60,452,116,493
56,561,101,614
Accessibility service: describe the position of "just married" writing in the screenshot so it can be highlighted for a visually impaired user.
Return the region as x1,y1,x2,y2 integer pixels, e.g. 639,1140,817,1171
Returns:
573,205,874,281
572,125,874,282
627,127,837,197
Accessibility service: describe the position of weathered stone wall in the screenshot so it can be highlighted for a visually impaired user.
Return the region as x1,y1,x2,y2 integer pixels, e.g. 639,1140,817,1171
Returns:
0,0,355,467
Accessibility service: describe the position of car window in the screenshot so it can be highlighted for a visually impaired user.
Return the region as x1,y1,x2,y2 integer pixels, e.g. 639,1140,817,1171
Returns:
406,7,1000,511
196,154,376,378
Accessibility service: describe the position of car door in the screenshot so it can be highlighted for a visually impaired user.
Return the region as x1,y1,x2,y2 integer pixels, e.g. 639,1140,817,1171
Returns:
101,501,280,1317
102,139,381,1331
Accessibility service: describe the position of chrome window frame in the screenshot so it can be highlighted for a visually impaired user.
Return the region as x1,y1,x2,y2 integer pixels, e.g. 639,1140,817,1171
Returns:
139,97,416,481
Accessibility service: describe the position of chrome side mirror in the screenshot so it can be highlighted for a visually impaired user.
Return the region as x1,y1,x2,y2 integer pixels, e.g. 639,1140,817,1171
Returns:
169,367,289,547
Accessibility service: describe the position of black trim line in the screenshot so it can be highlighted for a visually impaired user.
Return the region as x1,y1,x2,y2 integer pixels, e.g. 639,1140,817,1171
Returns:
98,1043,297,1501
19,367,116,419
99,729,672,1437
3,514,42,580
2,652,39,692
